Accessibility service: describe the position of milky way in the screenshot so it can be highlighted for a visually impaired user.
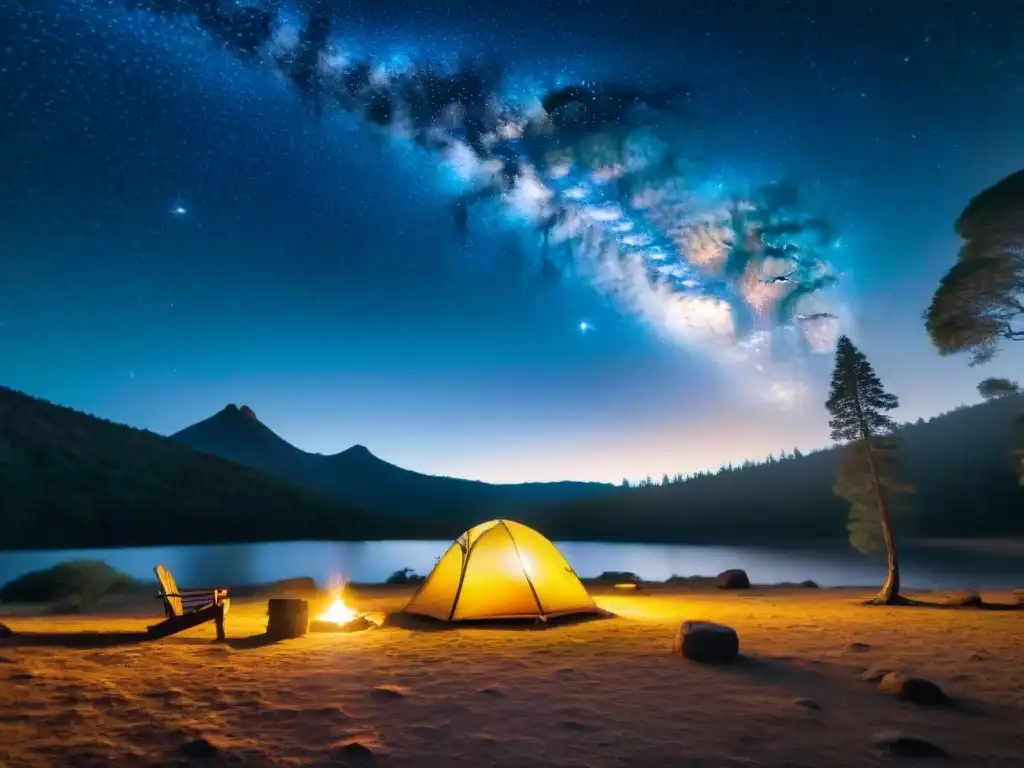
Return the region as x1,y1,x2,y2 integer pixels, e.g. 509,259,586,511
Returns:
101,0,848,404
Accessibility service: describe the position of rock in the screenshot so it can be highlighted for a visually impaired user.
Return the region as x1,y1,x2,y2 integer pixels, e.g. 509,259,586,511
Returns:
673,620,739,664
878,672,949,705
793,697,821,710
239,405,258,420
715,569,750,589
0,622,12,639
943,590,982,607
799,580,820,588
332,740,375,764
371,684,407,699
860,667,892,683
594,571,643,584
846,641,872,652
180,738,220,760
870,730,949,758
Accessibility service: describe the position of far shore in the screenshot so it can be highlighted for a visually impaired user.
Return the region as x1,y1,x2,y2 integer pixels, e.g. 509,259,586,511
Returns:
2,534,1023,555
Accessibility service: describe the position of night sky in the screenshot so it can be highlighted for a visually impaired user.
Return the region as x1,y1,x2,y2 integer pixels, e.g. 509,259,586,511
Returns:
1,0,1022,484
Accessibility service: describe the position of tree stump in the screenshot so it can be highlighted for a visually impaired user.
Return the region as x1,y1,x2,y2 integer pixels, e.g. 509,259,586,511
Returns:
266,598,309,639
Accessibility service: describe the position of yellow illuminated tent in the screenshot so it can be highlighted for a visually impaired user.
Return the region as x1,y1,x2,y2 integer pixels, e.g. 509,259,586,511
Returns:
403,519,601,622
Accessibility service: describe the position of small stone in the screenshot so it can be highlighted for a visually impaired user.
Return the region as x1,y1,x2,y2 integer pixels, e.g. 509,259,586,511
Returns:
371,684,407,699
332,740,375,764
0,623,12,639
673,620,739,664
179,738,219,760
871,730,949,758
715,569,751,589
793,697,821,710
860,667,892,683
847,641,872,652
477,687,504,696
878,672,948,705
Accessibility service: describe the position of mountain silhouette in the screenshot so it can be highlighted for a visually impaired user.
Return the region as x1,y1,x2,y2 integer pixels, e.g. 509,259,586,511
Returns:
171,404,614,521
0,387,449,550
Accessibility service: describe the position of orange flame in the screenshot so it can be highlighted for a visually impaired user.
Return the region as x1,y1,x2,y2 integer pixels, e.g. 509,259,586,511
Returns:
316,590,359,625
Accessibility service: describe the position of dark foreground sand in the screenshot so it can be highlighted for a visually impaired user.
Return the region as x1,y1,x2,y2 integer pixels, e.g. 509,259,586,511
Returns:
1,585,1022,767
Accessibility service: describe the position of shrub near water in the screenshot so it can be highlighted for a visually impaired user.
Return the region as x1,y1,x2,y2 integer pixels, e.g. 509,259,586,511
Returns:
0,560,138,610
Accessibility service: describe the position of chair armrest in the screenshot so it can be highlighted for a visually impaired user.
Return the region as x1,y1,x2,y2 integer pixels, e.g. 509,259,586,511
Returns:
157,588,230,598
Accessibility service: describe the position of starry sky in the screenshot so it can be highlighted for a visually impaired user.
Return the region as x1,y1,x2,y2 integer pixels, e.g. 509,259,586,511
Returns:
1,0,1022,484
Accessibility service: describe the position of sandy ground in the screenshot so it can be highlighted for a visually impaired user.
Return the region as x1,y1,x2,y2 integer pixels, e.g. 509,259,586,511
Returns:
1,584,1023,768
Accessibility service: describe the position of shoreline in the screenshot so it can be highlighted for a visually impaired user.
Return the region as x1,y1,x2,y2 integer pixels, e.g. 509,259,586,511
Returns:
2,533,1022,554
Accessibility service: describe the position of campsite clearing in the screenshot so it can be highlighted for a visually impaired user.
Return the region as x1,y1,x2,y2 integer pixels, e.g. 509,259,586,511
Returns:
1,584,1022,767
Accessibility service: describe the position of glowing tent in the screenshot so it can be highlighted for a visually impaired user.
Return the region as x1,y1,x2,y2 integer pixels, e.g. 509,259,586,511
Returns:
403,519,601,621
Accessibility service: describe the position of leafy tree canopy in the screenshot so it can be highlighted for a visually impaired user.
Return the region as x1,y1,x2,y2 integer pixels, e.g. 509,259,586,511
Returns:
925,169,1024,365
978,377,1021,400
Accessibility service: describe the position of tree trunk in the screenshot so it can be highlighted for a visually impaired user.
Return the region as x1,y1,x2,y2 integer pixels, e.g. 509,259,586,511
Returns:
865,443,901,604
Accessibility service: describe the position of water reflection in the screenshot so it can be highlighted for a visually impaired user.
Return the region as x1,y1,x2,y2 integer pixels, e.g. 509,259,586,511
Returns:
0,540,1021,591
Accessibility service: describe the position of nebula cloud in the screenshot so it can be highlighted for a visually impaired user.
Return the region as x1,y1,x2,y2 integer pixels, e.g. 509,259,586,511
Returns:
116,0,848,405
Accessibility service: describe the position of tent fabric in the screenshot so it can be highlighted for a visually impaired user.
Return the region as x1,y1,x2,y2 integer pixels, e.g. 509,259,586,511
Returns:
403,519,600,621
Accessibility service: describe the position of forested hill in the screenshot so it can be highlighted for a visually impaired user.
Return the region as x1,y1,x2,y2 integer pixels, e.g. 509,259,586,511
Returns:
523,395,1024,544
0,386,449,550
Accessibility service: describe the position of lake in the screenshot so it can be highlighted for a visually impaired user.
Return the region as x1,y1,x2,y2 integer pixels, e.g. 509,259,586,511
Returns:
1,539,1022,592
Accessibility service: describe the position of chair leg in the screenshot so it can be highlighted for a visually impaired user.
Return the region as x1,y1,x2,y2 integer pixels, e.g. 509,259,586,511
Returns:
214,604,226,642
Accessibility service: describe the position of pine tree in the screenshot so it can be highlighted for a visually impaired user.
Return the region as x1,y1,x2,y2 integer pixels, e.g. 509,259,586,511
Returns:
825,336,912,604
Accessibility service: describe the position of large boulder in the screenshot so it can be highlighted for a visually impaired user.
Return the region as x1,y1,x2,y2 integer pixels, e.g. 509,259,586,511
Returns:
716,569,750,590
878,672,949,705
673,620,739,664
0,622,12,639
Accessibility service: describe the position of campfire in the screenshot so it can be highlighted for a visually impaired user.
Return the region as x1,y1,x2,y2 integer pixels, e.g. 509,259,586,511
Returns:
317,594,359,626
309,585,377,632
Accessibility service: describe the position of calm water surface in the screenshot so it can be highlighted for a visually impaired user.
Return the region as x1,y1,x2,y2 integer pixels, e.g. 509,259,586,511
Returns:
1,540,1022,591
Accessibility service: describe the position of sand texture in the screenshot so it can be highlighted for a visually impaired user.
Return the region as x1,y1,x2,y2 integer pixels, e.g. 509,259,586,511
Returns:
1,585,1022,767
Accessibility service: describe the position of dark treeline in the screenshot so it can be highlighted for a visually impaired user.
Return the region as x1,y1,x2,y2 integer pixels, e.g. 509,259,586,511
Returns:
522,395,1024,544
0,386,449,550
1,385,1021,550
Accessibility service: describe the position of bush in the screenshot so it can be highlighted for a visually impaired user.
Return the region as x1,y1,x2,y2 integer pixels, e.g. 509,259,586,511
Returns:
268,576,319,594
385,567,425,585
0,560,137,609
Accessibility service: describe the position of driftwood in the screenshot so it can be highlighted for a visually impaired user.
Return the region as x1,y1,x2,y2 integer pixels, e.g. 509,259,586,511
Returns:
266,598,309,639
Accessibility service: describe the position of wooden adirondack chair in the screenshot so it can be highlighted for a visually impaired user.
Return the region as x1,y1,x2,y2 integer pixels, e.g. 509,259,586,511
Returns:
148,565,230,641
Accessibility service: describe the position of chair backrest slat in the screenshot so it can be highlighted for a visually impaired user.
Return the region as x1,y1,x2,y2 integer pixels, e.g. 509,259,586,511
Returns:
154,565,183,616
